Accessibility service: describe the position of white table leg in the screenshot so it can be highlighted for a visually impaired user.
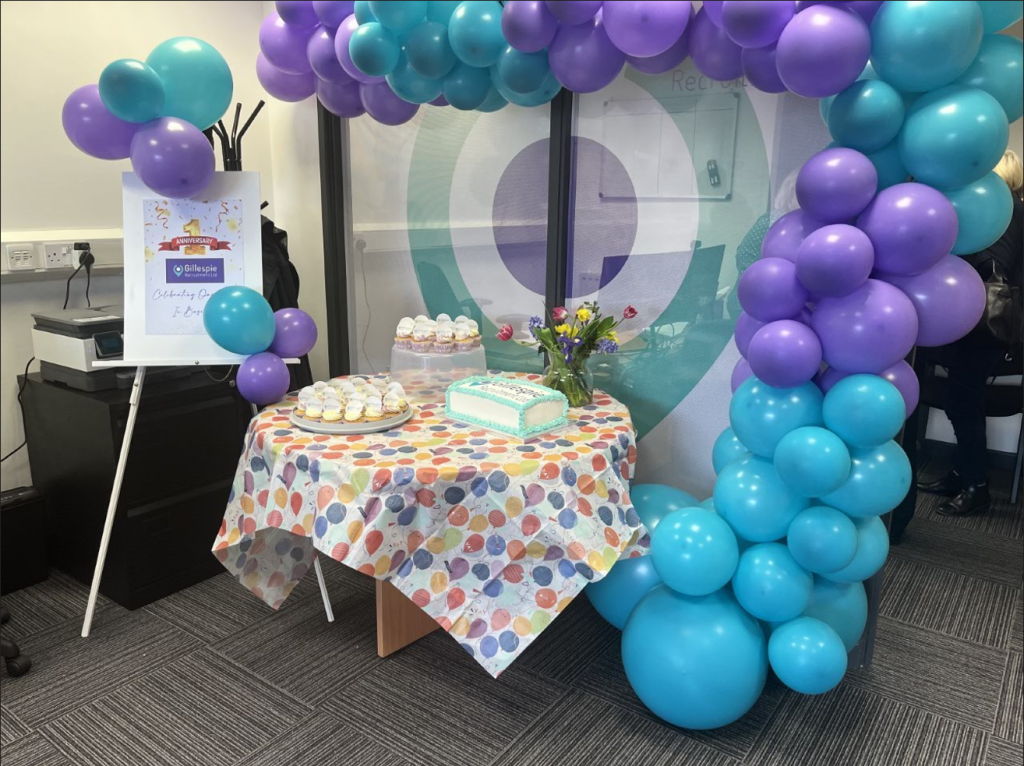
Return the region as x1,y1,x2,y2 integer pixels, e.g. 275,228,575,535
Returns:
314,555,335,623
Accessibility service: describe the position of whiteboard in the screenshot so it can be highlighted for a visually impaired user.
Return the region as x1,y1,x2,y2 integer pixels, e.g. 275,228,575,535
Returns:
121,171,262,365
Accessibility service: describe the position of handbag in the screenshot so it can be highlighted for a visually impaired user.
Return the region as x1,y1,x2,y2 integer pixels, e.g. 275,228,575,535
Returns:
972,258,1022,348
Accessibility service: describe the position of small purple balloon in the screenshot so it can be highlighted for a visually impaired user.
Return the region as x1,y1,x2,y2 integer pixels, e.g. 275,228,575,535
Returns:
129,117,215,199
430,93,450,106
261,12,316,74
721,0,795,49
741,43,787,93
796,147,878,224
731,357,754,392
62,84,139,160
546,0,602,26
626,3,694,74
237,352,292,406
359,81,420,124
270,308,319,357
738,257,810,323
503,1,559,53
689,7,744,81
796,224,875,298
277,0,320,27
735,311,765,358
810,279,919,373
856,182,957,276
314,0,356,27
761,209,826,261
257,53,316,101
747,319,823,388
317,77,365,117
308,25,352,83
817,360,920,417
704,1,725,27
884,255,987,347
603,0,693,59
335,14,385,83
776,4,870,97
548,12,625,93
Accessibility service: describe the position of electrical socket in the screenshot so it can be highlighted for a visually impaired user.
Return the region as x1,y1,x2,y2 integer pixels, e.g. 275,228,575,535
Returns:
5,243,36,271
43,242,74,269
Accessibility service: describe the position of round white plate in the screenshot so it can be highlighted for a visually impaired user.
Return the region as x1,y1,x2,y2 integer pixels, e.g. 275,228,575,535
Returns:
288,405,415,435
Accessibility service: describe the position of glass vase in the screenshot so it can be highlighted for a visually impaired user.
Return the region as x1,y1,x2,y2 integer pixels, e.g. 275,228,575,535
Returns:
543,357,594,407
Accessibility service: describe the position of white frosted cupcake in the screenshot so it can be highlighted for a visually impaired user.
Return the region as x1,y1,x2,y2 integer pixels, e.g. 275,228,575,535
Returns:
434,325,454,354
412,322,433,352
322,398,342,422
436,313,452,324
344,400,364,422
313,381,328,394
305,400,323,421
414,314,428,323
454,322,472,352
395,317,415,350
467,319,481,348
365,395,385,420
454,315,468,324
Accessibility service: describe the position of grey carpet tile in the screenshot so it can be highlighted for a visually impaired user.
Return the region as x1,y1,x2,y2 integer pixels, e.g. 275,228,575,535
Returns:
39,649,311,766
212,587,380,705
0,608,201,729
320,630,567,766
994,652,1022,745
986,737,1024,766
880,557,1018,648
0,569,117,642
0,704,31,747
890,518,1023,589
1010,594,1023,652
916,490,1023,541
0,733,74,766
237,710,413,766
490,689,737,766
842,616,1007,731
747,683,989,766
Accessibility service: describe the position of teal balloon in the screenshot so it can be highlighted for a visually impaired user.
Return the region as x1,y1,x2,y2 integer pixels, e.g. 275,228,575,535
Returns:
866,139,909,190
821,516,889,584
898,84,1009,190
977,0,1024,32
427,0,463,24
802,578,867,651
476,85,507,113
495,45,549,94
869,0,983,93
586,556,661,630
630,484,699,533
405,20,457,78
146,37,233,130
946,171,1015,255
955,34,1024,123
819,61,876,126
494,70,562,107
354,0,377,23
651,508,739,596
99,59,165,123
442,61,492,109
448,0,506,67
349,22,401,76
386,54,444,103
713,427,751,474
368,0,425,30
773,426,851,498
827,79,905,153
203,286,276,356
823,374,905,448
769,617,848,695
821,440,911,518
732,542,813,623
714,455,809,543
622,585,768,730
787,506,858,574
729,377,824,458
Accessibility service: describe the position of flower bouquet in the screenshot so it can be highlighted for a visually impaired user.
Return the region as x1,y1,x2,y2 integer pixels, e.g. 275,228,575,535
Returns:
497,302,637,407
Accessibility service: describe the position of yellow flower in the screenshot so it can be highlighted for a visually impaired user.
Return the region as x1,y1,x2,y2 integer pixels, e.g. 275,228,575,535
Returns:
555,324,571,335
606,330,619,343
576,307,592,322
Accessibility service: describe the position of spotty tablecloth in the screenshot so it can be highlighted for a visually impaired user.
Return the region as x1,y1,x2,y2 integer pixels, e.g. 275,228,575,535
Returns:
213,371,647,677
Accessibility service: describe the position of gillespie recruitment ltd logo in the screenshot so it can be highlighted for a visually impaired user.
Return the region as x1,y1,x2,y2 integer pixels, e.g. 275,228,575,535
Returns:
166,259,224,284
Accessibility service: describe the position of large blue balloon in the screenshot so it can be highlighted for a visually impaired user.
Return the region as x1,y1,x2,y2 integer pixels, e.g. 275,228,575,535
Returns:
732,542,813,623
630,484,699,533
427,0,463,24
729,377,824,458
622,585,768,730
946,171,1015,256
773,426,851,498
386,54,444,104
821,516,889,584
712,427,751,474
494,70,562,107
495,45,550,94
769,617,848,695
203,286,276,356
714,455,809,543
977,0,1024,33
820,440,911,518
367,0,425,30
448,1,506,68
586,555,662,630
955,34,1024,123
866,140,909,190
99,59,165,123
476,86,508,113
442,61,492,109
827,78,905,153
823,374,905,448
650,508,739,596
354,0,376,23
146,37,233,130
802,578,868,651
405,20,458,78
787,506,858,574
349,22,401,76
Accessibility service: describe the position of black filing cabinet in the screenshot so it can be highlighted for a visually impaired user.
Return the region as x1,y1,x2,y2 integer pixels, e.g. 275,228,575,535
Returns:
20,372,250,609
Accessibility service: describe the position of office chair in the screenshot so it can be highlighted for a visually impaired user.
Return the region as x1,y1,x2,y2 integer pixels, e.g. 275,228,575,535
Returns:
0,603,32,676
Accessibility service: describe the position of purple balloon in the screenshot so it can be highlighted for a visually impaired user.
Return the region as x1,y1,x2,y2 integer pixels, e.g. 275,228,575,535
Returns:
62,84,139,160
546,0,602,26
748,319,823,388
503,1,559,53
856,182,957,276
548,12,625,93
430,93,450,106
307,25,351,83
335,14,384,83
761,210,826,261
796,147,878,224
359,81,419,124
738,257,810,322
129,117,215,199
796,224,875,298
704,1,725,27
776,4,870,98
277,0,319,28
735,311,765,358
257,53,316,101
270,308,319,357
314,0,355,27
721,0,795,49
689,7,744,80
884,255,987,347
603,1,693,58
731,357,754,392
237,352,291,406
741,43,787,93
844,1,884,25
625,3,694,74
260,12,316,74
810,279,918,373
817,359,920,416
317,77,365,116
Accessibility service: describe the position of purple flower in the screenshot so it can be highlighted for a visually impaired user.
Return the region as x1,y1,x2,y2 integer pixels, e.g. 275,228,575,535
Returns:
597,339,619,354
528,316,544,337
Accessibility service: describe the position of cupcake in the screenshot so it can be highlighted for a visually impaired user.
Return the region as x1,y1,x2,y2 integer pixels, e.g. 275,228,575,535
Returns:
454,315,468,324
395,317,415,350
467,319,481,348
383,390,404,414
454,322,472,351
434,325,454,354
387,383,408,410
365,395,385,420
340,381,358,399
305,400,324,421
322,399,343,422
295,394,309,417
414,314,429,323
436,313,452,325
344,400,365,422
313,381,328,395
412,322,433,352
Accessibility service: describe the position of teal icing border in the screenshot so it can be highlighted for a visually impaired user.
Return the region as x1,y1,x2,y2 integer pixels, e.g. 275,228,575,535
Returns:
444,375,569,438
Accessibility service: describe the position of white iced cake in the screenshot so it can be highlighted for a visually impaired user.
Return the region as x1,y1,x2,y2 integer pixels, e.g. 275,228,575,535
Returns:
445,376,568,438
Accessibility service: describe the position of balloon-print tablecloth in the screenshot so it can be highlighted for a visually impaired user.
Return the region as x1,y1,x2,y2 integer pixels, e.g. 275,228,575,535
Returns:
213,371,647,677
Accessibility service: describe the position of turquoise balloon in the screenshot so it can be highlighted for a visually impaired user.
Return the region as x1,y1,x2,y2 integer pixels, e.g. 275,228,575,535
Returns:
495,46,549,94
823,374,905,448
427,0,463,24
827,79,905,153
713,427,751,474
769,617,848,695
349,22,401,76
819,61,876,125
977,0,1024,33
870,0,984,93
821,516,889,584
494,70,562,107
622,585,768,730
448,0,506,67
368,0,426,30
354,0,377,23
946,171,1015,255
802,578,867,651
203,286,276,356
729,377,824,458
630,484,699,533
476,85,508,113
651,508,739,596
787,506,858,574
405,20,457,78
442,61,492,109
146,37,233,130
99,59,165,123
732,542,813,622
898,84,1009,190
955,34,1024,123
714,455,809,543
866,139,909,190
586,555,662,630
821,440,911,518
773,426,851,498
386,54,443,103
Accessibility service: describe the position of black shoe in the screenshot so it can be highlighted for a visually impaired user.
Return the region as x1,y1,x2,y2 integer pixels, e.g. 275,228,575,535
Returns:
937,484,991,517
917,470,962,497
